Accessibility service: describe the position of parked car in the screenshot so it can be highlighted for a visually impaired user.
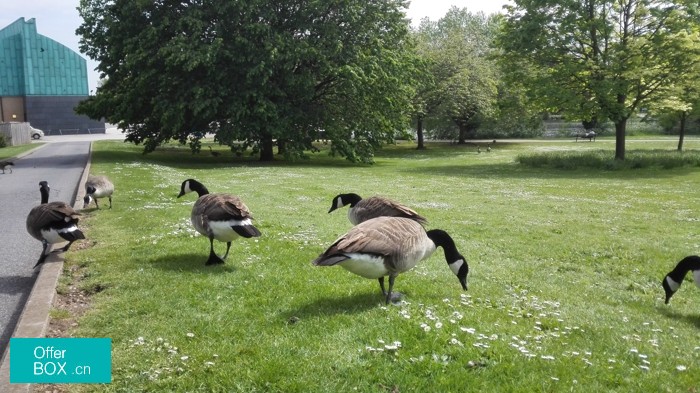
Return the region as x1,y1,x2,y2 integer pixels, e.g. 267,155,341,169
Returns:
30,127,44,139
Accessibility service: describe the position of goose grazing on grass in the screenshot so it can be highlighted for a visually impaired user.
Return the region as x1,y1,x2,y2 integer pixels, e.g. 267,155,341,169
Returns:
312,216,468,304
177,179,261,265
0,161,14,174
662,255,700,304
328,193,427,226
26,181,85,267
83,175,114,209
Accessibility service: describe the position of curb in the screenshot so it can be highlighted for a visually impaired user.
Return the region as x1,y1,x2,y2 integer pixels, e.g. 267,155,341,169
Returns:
0,142,93,392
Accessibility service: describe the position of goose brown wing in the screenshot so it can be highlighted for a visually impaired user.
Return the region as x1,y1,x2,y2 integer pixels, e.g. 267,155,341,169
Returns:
26,203,82,239
46,202,81,219
313,217,424,267
197,194,254,221
356,196,427,224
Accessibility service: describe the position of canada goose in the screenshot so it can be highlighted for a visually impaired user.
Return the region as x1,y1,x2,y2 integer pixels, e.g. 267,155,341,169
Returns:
328,193,427,226
83,175,114,209
0,161,14,174
312,216,469,304
209,146,221,157
177,179,261,265
662,255,700,304
26,181,85,267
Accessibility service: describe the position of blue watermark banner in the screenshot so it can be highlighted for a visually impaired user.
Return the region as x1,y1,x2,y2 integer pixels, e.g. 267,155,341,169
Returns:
10,338,111,383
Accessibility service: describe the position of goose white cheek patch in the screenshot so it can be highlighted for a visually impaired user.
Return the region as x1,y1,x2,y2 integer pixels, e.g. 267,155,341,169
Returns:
694,270,700,288
449,259,465,276
666,276,681,292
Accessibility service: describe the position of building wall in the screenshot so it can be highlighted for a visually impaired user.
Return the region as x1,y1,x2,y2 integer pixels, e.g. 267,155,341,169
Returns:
0,17,103,133
25,96,105,134
0,97,25,122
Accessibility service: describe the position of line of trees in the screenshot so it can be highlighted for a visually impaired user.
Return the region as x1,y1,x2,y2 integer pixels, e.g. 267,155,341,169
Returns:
75,0,700,162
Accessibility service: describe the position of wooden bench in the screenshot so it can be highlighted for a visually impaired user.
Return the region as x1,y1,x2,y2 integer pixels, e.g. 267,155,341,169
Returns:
575,131,596,142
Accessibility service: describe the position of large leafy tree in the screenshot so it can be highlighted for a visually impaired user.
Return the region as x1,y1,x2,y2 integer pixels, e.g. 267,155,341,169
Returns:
412,8,500,146
76,0,417,162
499,0,700,159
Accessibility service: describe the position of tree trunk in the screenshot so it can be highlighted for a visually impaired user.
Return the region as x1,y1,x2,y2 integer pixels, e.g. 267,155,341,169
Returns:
677,112,686,151
614,120,627,160
416,115,425,150
260,134,274,161
458,124,467,144
278,139,287,155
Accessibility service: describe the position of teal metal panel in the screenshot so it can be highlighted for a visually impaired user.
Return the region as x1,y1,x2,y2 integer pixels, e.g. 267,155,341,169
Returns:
0,17,89,96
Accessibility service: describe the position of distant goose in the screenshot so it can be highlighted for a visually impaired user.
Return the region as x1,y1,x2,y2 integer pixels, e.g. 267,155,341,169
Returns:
209,146,221,157
312,216,469,304
0,161,14,174
83,175,114,209
662,255,700,304
177,179,261,265
328,193,427,226
26,181,85,267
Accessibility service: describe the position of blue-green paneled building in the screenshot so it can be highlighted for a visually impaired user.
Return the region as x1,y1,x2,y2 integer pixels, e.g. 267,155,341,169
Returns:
0,17,104,134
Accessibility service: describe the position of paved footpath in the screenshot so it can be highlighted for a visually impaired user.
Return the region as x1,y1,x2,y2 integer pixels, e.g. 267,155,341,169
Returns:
0,129,124,391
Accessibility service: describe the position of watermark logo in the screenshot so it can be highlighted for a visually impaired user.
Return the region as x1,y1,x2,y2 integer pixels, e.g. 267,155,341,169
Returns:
10,338,111,383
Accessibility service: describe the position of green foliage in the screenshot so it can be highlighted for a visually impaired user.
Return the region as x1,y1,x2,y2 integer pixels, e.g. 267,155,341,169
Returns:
517,149,700,170
498,0,700,159
76,0,417,162
0,135,6,148
413,8,502,143
62,138,700,392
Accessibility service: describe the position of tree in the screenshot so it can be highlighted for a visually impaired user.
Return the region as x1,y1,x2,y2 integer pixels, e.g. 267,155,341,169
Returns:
648,83,700,151
76,0,417,162
412,8,500,146
498,0,700,159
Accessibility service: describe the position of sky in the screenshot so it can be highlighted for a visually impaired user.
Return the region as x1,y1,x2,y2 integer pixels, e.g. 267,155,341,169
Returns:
1,1,509,94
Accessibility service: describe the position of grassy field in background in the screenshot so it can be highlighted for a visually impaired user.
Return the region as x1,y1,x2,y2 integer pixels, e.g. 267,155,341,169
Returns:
55,137,699,392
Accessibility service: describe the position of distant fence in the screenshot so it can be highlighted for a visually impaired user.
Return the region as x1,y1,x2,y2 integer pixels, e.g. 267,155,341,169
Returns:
44,128,106,136
0,122,31,146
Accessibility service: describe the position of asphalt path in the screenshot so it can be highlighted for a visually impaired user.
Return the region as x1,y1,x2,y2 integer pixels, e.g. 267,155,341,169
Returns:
0,128,125,359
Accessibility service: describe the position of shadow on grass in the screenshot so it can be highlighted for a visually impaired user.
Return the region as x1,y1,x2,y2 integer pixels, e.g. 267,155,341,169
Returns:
92,140,700,180
148,253,237,273
657,306,700,329
285,292,382,319
91,141,366,169
399,161,700,180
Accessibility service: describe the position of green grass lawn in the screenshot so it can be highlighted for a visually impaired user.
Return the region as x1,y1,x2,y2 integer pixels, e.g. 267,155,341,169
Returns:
0,142,42,160
57,138,699,392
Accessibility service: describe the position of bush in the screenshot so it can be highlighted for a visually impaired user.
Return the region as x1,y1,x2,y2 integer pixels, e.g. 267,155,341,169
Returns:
0,135,6,148
517,149,700,170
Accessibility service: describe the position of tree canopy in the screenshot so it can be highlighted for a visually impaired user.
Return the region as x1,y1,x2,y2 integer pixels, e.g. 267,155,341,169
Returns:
412,7,500,145
498,0,700,159
76,0,418,162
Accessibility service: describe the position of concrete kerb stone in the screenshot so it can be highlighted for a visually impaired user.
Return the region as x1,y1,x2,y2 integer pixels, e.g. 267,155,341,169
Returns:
0,142,93,392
